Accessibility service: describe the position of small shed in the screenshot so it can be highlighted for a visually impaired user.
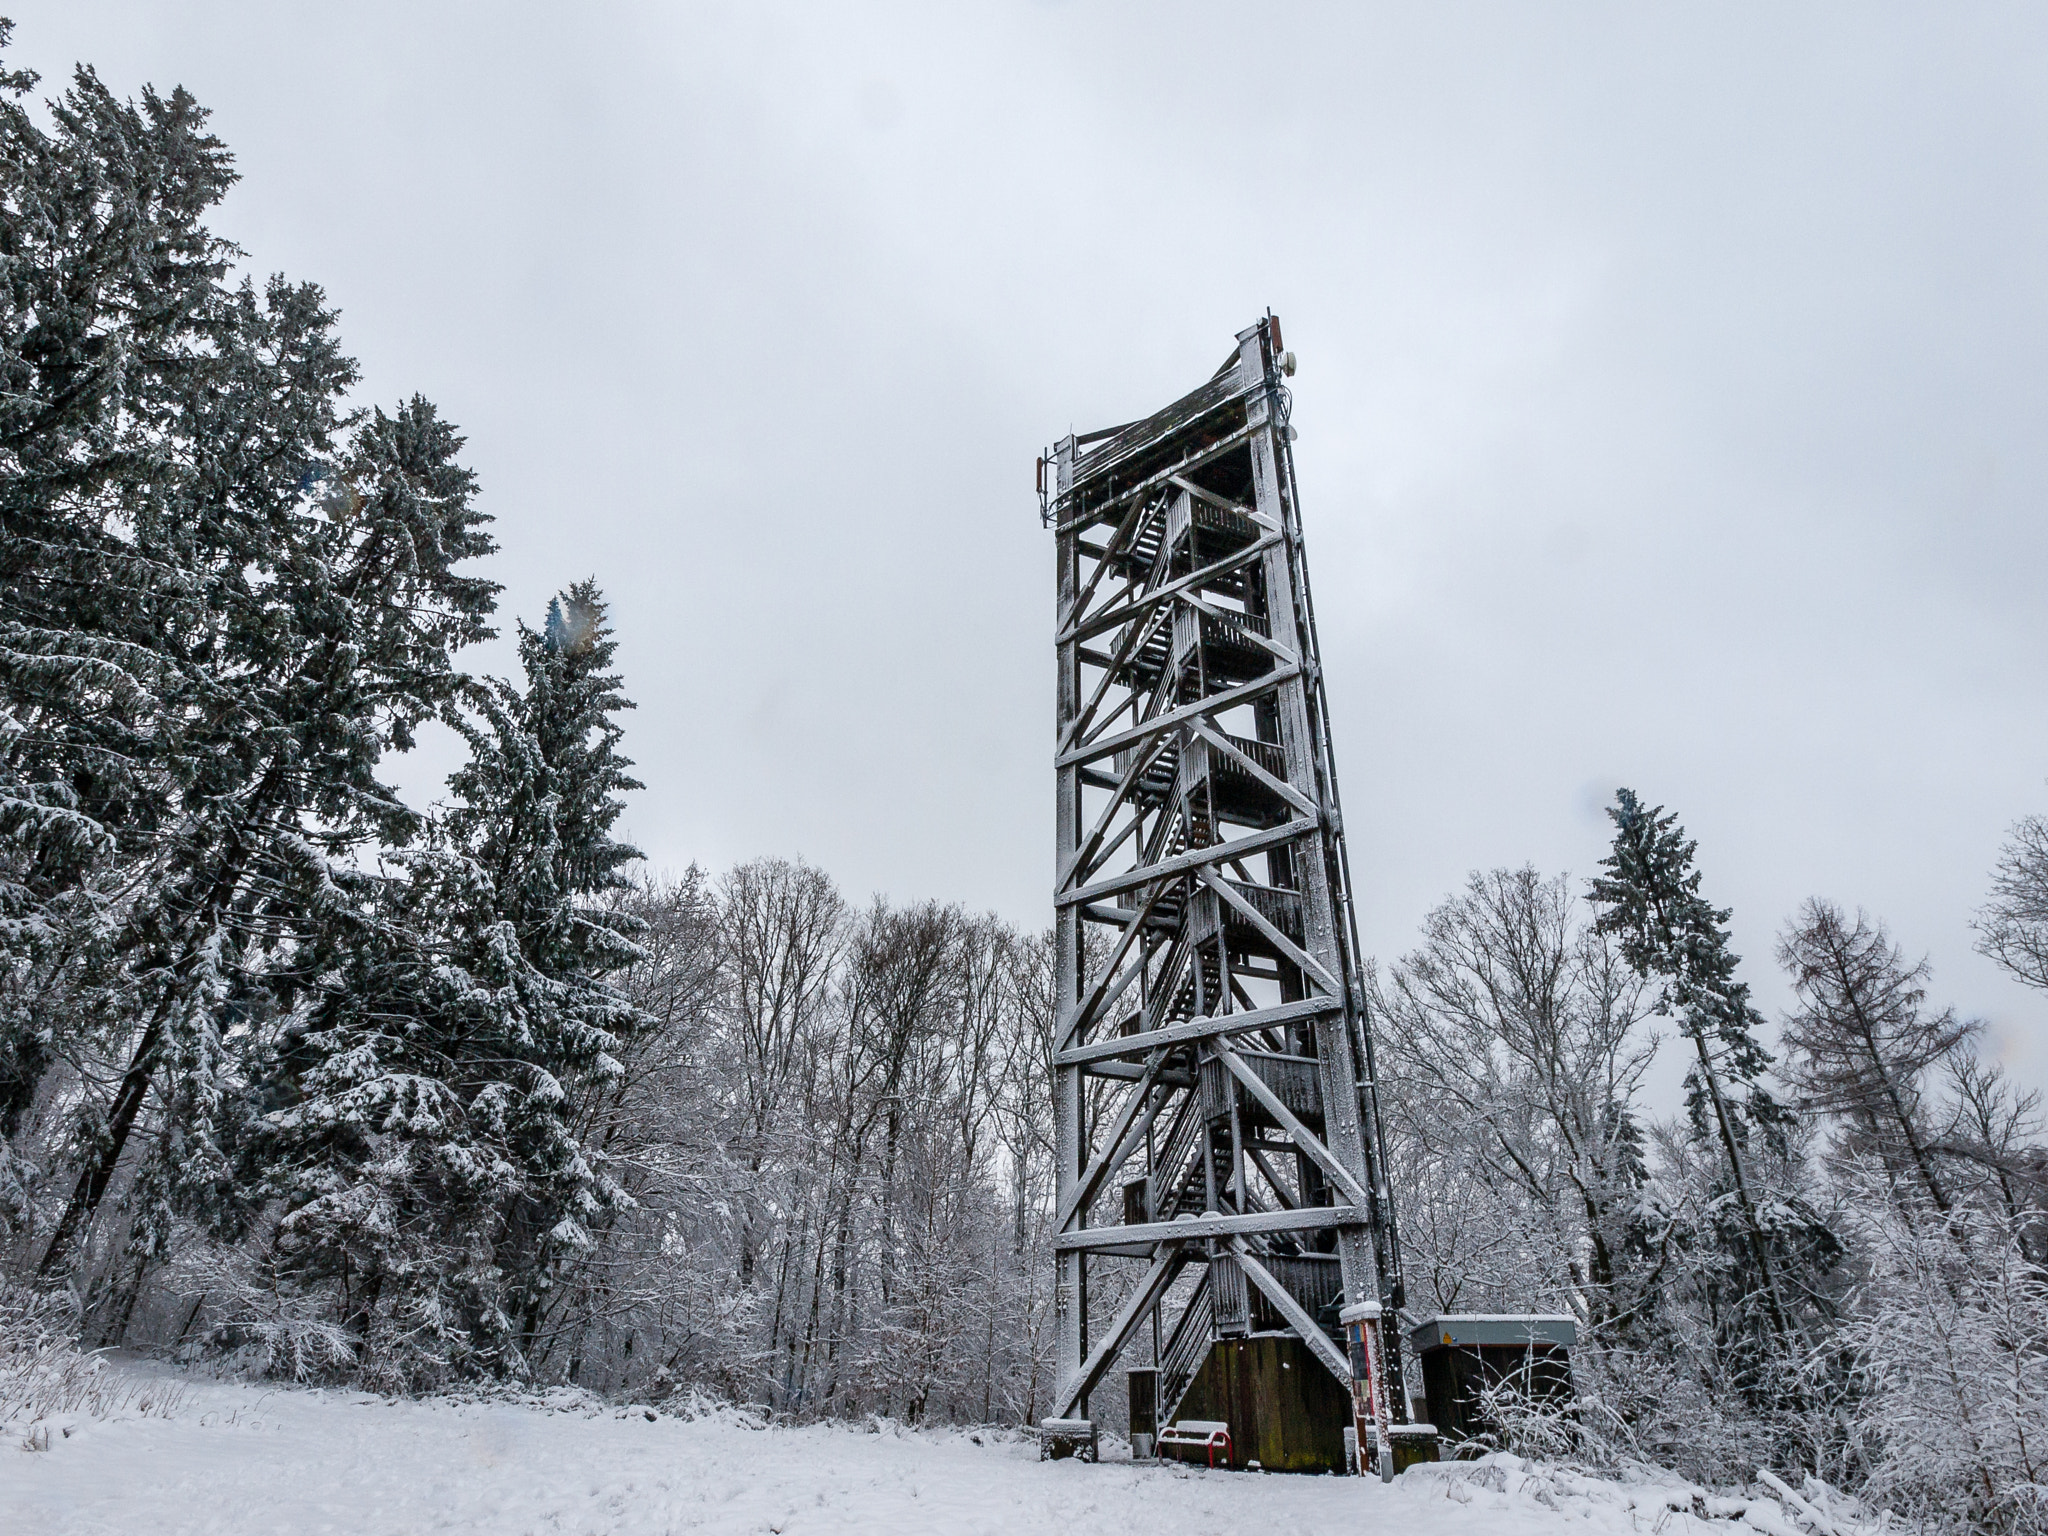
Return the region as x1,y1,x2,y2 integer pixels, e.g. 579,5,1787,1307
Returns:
1407,1314,1577,1449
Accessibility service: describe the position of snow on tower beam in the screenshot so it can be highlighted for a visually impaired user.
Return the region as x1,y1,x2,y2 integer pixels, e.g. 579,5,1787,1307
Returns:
1043,317,1412,1471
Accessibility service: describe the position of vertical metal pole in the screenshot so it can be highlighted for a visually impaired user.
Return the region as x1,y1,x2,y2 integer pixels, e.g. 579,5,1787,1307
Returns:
1235,320,1387,1353
1052,434,1085,1416
1270,371,1411,1415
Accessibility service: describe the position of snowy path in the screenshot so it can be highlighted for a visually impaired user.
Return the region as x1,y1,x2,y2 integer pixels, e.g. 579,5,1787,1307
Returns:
3,1368,1664,1536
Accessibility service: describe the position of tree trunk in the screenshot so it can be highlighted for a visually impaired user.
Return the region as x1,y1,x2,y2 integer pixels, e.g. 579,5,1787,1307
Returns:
1687,1021,1795,1351
38,999,171,1278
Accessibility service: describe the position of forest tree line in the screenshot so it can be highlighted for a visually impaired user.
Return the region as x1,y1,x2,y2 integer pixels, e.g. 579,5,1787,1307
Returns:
2,34,2047,1536
1379,801,2048,1534
0,39,1064,1426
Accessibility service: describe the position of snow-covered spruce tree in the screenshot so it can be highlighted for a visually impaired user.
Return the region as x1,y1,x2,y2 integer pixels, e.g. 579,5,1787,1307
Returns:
449,581,645,1353
0,44,241,1219
1590,792,1839,1410
36,393,497,1287
0,42,235,907
253,584,642,1383
0,42,452,1296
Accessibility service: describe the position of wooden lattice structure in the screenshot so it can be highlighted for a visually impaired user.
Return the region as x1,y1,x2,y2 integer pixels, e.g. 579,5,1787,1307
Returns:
1043,317,1410,1470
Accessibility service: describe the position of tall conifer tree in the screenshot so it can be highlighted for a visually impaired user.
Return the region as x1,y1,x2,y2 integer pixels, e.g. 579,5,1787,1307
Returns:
446,580,645,1349
1778,900,1972,1212
1591,789,1798,1347
0,40,495,1287
256,583,642,1379
37,393,497,1280
0,43,247,1192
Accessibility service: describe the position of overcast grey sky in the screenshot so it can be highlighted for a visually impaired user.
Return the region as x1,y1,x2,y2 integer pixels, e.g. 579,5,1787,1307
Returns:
18,4,2048,1095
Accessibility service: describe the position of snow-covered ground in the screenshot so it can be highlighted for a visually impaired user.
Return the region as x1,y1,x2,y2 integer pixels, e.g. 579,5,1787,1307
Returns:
2,1364,1831,1536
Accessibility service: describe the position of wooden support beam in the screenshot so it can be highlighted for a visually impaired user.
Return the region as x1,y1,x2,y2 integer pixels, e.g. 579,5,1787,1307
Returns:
1056,422,1258,536
1245,1144,1299,1210
1055,1249,1186,1419
1077,1241,1168,1260
1058,666,1298,771
1194,864,1343,996
1059,728,1166,888
1068,811,1142,893
1056,876,1167,1051
1061,532,1282,648
1083,1059,1192,1085
1178,588,1298,667
1169,473,1273,530
1060,600,1171,758
1056,994,1339,1068
1063,486,1162,635
1055,1204,1360,1252
1058,816,1316,909
1213,1041,1369,1209
1058,1053,1171,1230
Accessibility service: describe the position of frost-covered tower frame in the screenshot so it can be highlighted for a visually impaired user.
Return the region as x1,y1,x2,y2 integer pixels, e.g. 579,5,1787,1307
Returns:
1044,317,1407,1459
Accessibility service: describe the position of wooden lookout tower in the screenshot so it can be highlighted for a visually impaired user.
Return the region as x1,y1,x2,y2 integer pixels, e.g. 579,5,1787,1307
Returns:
1042,317,1420,1475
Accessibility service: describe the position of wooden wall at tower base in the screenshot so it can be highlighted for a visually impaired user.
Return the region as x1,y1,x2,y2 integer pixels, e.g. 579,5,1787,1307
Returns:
1169,1334,1351,1473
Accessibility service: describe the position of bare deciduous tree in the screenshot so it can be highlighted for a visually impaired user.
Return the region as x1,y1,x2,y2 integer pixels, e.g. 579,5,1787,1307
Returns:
1978,815,2048,993
1375,867,1655,1331
1777,900,1975,1211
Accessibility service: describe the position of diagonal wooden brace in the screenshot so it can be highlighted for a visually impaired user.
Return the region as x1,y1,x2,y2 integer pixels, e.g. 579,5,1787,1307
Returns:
1212,1041,1370,1209
1055,1248,1187,1420
1194,864,1343,996
1230,1238,1353,1387
1057,1051,1171,1231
